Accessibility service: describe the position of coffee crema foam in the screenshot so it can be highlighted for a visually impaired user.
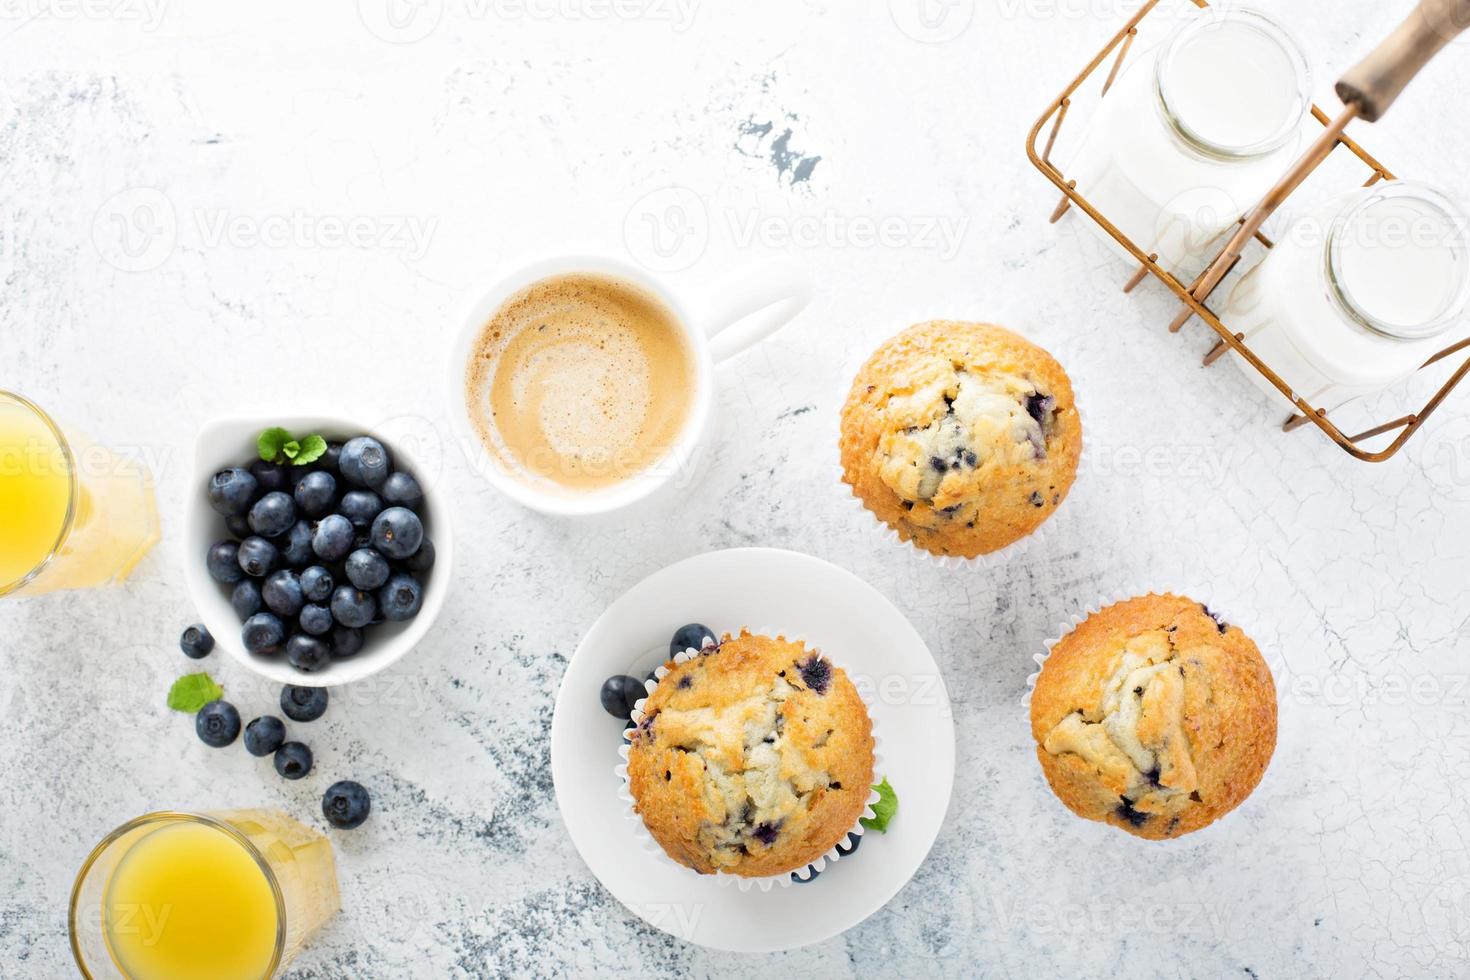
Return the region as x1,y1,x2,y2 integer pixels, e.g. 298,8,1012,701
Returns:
464,273,696,492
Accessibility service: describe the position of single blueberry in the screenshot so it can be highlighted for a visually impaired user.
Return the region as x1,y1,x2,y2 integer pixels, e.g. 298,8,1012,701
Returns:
339,490,384,529
670,623,717,657
243,715,286,757
322,780,372,830
402,537,435,574
231,579,263,619
376,573,422,622
299,603,334,636
241,612,286,656
339,436,391,488
299,565,335,603
248,491,297,539
208,467,258,517
330,626,365,659
379,471,423,511
206,540,244,585
236,536,280,578
599,675,646,719
262,570,305,618
195,700,241,748
280,520,314,568
345,548,391,591
293,470,337,519
312,514,354,562
751,822,780,845
179,624,214,660
371,507,423,560
225,513,252,539
287,633,332,672
1025,392,1056,425
797,655,832,695
1117,797,1150,828
281,684,329,722
331,586,377,628
273,741,313,780
251,459,291,492
317,441,343,476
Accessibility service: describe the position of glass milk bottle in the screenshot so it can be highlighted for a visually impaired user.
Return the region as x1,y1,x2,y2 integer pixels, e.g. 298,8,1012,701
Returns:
1220,181,1470,413
1065,5,1312,276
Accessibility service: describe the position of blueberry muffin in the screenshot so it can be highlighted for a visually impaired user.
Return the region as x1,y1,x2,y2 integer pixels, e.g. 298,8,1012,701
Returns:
1030,594,1276,840
840,321,1082,559
625,631,875,877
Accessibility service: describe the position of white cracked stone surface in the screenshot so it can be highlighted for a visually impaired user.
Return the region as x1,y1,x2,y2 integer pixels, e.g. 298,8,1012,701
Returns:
3,1,1469,976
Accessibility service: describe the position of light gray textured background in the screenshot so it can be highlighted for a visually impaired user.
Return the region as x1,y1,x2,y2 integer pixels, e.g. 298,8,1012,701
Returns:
3,1,1469,977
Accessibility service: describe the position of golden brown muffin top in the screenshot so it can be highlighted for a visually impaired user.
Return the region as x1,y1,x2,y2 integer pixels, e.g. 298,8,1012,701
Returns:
840,321,1082,559
626,631,875,877
1029,593,1277,840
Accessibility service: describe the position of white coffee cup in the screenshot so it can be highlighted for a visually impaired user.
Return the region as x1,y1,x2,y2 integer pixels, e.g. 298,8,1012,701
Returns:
446,255,811,516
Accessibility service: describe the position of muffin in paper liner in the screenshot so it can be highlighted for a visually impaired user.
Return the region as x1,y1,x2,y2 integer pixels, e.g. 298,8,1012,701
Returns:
1023,589,1282,840
614,629,884,892
834,321,1087,567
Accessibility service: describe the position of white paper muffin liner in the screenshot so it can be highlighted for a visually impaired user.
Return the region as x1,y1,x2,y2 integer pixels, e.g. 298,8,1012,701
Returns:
834,400,1090,572
1021,583,1287,711
614,628,885,893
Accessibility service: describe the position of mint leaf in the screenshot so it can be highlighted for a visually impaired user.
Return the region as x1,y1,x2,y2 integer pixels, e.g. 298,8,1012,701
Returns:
281,439,301,460
167,673,223,713
860,777,898,833
293,434,327,466
257,427,291,463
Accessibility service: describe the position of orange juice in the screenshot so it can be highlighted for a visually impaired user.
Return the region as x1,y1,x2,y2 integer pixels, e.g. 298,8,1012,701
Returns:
0,391,159,597
104,821,279,980
0,396,72,586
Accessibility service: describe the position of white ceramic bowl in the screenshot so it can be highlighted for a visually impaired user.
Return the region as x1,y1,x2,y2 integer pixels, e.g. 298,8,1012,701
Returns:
183,414,453,687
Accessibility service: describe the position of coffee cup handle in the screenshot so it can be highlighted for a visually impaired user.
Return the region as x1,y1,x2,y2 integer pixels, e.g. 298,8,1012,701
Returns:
695,260,813,364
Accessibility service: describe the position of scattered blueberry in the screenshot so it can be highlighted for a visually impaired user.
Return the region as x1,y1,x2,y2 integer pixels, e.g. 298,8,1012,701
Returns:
236,536,280,578
231,579,263,619
600,675,646,719
331,586,377,628
249,459,290,493
241,612,286,656
670,623,717,657
330,626,365,659
339,490,384,529
225,513,252,539
281,684,329,722
402,538,435,574
380,471,423,510
299,565,334,603
287,634,331,672
311,514,354,562
274,741,313,780
206,540,244,585
345,548,390,591
195,700,241,748
243,716,286,757
262,570,305,618
376,573,422,622
371,507,423,560
280,520,315,568
299,603,334,636
179,624,214,660
322,780,372,830
293,471,337,518
208,468,258,516
248,491,297,539
339,436,390,488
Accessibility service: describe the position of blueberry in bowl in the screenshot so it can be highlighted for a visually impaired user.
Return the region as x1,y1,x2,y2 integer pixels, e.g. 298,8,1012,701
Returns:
183,415,453,686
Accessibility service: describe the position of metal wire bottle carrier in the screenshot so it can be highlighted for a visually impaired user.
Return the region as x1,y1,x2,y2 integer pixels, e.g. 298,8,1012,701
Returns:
1027,0,1470,462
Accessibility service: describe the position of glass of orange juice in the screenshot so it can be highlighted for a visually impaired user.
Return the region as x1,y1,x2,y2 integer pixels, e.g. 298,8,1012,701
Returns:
0,390,159,597
70,809,340,980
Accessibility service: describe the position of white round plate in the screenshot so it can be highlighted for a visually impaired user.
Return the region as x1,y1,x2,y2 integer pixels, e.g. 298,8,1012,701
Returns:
550,547,955,953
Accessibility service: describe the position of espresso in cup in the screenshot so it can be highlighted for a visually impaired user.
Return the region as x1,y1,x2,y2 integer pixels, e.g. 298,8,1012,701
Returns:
464,273,697,492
